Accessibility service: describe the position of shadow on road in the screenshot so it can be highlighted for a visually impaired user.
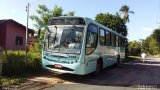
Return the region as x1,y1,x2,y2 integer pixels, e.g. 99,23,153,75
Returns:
46,58,160,88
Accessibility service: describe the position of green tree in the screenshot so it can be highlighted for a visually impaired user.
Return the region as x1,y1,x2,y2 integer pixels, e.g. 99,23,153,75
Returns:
143,36,159,55
143,29,160,55
128,41,141,55
30,4,75,29
95,13,127,36
151,29,160,44
119,5,134,23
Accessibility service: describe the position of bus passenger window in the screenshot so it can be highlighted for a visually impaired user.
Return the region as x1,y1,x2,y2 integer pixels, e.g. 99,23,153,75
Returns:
116,36,119,47
106,31,111,46
99,28,106,46
86,24,98,55
119,37,121,47
111,34,116,46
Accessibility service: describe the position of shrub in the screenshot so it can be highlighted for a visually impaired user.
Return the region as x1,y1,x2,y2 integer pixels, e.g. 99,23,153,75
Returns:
2,49,42,76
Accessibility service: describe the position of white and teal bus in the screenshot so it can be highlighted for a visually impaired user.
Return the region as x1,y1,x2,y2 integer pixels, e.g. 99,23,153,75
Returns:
42,16,126,75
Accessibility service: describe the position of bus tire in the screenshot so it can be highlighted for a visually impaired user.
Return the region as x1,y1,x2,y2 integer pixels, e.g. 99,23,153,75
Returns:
96,58,103,73
117,54,120,64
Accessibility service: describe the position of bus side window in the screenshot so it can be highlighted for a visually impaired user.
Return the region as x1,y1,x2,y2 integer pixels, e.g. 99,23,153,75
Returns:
106,31,111,46
116,36,119,47
99,28,106,46
119,37,122,47
111,34,116,46
120,38,124,47
86,24,98,55
121,38,126,47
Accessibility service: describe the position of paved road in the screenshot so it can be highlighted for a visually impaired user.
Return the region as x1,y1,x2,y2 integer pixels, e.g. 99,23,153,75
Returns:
44,57,160,90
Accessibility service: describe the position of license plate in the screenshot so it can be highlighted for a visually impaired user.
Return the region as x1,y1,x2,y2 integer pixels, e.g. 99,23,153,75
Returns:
54,64,62,68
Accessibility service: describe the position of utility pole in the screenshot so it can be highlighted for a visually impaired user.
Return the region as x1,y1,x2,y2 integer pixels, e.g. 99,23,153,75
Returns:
25,3,29,69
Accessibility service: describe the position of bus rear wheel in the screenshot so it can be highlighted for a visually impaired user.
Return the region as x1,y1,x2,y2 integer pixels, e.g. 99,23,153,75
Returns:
96,58,103,73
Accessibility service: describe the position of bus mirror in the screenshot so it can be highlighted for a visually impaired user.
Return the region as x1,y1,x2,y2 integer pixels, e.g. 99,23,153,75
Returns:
38,29,41,38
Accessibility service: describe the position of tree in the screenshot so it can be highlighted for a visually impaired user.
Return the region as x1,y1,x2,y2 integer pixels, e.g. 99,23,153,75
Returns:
95,13,127,36
119,5,134,23
30,4,75,29
143,36,159,55
128,41,141,55
142,29,160,55
151,29,160,44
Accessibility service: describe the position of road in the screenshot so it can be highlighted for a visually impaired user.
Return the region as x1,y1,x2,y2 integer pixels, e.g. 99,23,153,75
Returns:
12,57,160,90
44,57,160,90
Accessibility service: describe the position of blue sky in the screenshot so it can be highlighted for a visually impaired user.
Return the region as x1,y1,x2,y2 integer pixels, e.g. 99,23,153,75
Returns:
0,0,160,41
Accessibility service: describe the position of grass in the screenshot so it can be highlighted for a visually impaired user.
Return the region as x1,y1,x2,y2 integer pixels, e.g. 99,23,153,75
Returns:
0,49,43,87
0,76,26,86
122,56,140,63
2,50,42,76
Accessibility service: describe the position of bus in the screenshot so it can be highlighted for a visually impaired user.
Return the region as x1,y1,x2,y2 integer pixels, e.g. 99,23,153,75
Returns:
42,16,126,75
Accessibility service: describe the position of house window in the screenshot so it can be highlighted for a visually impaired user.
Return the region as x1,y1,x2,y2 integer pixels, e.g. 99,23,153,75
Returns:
16,36,23,46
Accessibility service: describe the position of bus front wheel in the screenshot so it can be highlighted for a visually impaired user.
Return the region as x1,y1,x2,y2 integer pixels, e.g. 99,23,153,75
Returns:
96,58,103,73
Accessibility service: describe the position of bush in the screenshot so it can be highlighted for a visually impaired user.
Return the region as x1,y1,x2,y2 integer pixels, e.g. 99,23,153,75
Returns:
2,49,42,76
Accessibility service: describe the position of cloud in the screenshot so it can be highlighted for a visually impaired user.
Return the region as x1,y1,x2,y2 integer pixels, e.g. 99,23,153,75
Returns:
141,27,154,33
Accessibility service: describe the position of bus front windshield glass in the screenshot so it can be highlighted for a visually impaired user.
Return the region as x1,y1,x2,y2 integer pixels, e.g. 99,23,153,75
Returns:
45,26,84,54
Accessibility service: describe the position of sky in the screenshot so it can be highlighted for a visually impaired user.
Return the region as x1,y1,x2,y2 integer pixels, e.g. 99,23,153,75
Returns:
0,0,160,41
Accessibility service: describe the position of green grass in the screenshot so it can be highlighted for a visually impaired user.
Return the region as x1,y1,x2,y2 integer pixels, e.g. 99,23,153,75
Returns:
122,56,140,63
0,42,43,87
0,76,26,86
2,50,42,76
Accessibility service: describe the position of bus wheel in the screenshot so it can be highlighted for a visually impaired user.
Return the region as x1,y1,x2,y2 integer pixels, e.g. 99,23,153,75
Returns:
96,58,103,73
117,54,120,64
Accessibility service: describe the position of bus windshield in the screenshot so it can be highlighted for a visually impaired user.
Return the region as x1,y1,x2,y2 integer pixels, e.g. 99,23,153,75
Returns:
44,26,84,54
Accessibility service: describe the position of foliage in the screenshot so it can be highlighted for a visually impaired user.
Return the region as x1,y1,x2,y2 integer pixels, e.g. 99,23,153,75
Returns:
151,29,160,44
119,5,134,23
139,29,160,55
128,29,160,56
2,50,42,76
128,41,141,56
95,13,127,36
143,36,160,55
30,4,75,29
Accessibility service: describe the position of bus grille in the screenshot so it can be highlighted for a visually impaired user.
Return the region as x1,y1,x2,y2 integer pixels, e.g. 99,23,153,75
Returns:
46,65,74,71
